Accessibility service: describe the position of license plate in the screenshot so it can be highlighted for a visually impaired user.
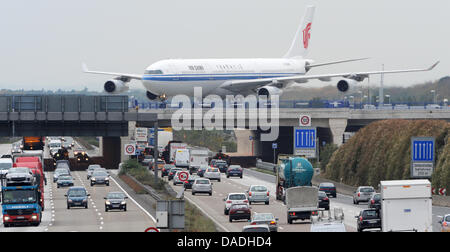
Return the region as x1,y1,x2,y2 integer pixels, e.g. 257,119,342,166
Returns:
237,211,245,214
16,216,25,219
368,220,377,224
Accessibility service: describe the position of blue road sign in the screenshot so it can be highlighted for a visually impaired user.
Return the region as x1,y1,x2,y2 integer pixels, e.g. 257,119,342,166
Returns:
295,128,316,149
272,143,278,149
412,139,434,162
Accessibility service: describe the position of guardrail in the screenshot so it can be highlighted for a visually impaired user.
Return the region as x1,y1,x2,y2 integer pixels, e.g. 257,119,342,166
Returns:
256,159,276,172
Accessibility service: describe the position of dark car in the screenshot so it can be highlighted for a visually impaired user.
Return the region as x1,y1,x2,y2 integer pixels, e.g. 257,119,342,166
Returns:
368,193,381,210
229,204,251,222
90,171,110,186
184,175,198,190
57,175,74,188
104,192,128,212
197,165,209,177
319,183,337,198
74,149,89,163
226,165,243,178
318,191,330,210
356,209,381,232
162,164,175,177
168,168,182,181
215,161,228,173
65,187,90,209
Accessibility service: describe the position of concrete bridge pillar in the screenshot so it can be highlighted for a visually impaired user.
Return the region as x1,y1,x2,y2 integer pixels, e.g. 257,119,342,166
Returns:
102,137,122,169
234,129,257,156
329,118,348,147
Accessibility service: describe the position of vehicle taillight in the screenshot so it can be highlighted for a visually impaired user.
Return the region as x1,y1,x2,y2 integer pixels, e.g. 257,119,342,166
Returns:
184,181,188,184
359,216,363,222
358,193,360,197
270,221,276,225
267,192,269,196
244,200,248,203
324,197,329,201
226,201,232,204
251,222,256,225
443,222,448,227
249,192,252,196
371,200,375,204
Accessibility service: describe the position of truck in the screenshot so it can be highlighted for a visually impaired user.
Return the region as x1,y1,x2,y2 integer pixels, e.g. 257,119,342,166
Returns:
1,171,43,227
174,149,190,168
162,141,187,163
22,137,45,151
380,180,433,232
189,149,209,174
286,186,319,224
13,162,45,211
276,157,314,201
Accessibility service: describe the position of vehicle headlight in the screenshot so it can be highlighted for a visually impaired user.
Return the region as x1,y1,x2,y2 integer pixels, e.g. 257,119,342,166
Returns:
82,199,87,203
31,215,38,220
121,201,126,205
105,177,109,181
91,178,96,181
106,201,111,205
4,216,10,221
68,199,73,203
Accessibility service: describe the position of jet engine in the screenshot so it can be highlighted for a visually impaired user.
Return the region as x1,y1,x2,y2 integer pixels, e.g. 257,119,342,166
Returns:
257,86,283,97
336,79,358,93
104,79,128,94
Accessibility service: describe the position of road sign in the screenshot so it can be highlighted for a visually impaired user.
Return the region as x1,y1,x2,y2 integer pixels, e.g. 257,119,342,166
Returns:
294,127,317,158
411,137,435,179
272,143,278,149
299,115,311,127
145,227,159,232
135,128,148,142
124,144,136,156
178,171,189,182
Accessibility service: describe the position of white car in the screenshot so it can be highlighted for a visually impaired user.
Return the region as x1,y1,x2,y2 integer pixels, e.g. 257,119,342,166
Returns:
192,178,213,196
204,167,221,182
223,193,248,215
173,171,185,185
0,158,13,179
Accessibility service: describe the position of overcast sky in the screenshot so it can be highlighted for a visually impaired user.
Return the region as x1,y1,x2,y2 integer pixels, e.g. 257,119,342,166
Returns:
0,0,448,91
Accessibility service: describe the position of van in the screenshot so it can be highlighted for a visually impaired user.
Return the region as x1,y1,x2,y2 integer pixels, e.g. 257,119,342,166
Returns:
175,149,190,168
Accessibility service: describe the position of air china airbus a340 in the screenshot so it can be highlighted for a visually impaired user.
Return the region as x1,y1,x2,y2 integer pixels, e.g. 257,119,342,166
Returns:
83,6,439,101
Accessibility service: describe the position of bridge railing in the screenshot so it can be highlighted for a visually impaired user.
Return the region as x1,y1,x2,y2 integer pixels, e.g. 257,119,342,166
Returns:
0,95,129,113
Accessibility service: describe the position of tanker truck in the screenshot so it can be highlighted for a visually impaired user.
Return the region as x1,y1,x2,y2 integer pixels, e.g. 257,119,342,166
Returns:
275,156,314,201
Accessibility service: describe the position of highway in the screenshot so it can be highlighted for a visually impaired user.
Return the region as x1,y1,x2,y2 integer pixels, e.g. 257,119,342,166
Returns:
0,143,156,232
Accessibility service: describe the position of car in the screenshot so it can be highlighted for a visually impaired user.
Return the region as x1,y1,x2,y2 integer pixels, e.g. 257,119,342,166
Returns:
249,213,278,232
310,222,347,232
197,165,209,177
204,167,221,182
247,185,269,205
0,158,13,179
226,165,243,178
356,209,381,232
318,191,330,210
104,192,128,212
162,164,175,177
319,183,337,198
57,175,74,188
55,160,71,170
353,186,375,204
214,160,228,173
155,159,166,171
90,170,110,186
141,155,154,166
73,149,89,163
53,168,70,182
229,204,251,222
184,175,198,190
209,159,219,167
173,171,186,185
5,167,35,185
191,178,212,196
368,193,381,210
87,164,101,179
223,193,248,215
65,186,90,209
168,168,182,181
438,214,450,232
55,162,71,175
242,224,270,232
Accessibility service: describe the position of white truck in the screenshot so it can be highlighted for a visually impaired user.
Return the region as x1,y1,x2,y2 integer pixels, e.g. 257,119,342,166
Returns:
286,186,318,224
174,149,190,168
170,143,187,162
189,149,209,174
380,180,433,232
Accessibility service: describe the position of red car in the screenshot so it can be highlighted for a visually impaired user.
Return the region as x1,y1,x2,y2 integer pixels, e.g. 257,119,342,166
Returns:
229,204,251,222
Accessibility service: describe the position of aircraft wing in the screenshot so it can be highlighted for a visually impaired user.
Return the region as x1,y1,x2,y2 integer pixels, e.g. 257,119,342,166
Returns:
220,61,440,92
82,63,143,81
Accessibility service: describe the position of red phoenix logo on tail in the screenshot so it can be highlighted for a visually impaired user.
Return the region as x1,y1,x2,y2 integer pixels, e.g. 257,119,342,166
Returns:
303,23,312,49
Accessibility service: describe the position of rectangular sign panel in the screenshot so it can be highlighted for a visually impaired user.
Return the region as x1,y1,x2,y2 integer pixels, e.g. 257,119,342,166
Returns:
294,127,317,158
411,137,435,179
135,128,148,142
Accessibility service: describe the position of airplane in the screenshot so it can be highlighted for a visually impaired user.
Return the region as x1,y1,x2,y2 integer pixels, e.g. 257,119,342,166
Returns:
83,5,439,101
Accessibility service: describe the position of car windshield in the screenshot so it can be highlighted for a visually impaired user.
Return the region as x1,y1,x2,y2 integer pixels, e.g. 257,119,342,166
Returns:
229,194,246,200
199,166,208,171
361,187,374,193
9,168,30,174
321,183,335,188
68,189,87,197
107,193,125,199
207,168,219,172
231,204,248,210
373,194,381,200
363,210,379,218
253,213,274,221
250,186,267,192
2,189,37,204
0,163,12,170
93,171,108,177
89,165,101,170
196,180,210,185
445,216,450,222
318,191,327,198
229,166,241,170
243,227,269,232
58,176,72,180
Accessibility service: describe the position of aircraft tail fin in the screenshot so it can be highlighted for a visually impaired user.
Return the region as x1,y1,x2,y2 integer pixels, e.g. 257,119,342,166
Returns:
284,5,315,59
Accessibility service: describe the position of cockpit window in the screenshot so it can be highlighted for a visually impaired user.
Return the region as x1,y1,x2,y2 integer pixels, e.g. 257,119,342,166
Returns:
145,70,163,74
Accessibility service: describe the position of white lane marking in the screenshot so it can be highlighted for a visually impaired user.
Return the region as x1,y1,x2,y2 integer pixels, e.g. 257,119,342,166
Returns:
109,176,157,223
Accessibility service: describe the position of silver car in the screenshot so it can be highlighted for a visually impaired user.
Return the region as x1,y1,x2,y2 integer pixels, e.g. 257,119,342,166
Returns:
90,171,110,186
250,213,278,232
204,167,221,182
192,178,212,196
247,185,270,205
353,186,375,204
87,164,101,179
223,193,248,215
